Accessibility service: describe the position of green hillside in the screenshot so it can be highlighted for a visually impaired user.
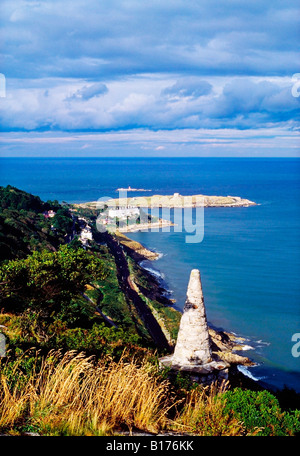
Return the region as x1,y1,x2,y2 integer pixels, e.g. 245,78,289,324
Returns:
0,185,74,261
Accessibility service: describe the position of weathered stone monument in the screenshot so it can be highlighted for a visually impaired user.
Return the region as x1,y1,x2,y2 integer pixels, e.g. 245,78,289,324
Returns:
172,269,212,366
159,269,229,384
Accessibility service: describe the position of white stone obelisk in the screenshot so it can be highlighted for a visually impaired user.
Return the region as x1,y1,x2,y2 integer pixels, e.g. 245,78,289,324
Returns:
172,269,212,366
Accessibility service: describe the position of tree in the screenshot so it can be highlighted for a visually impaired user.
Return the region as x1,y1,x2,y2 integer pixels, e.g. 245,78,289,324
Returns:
52,209,73,234
0,246,107,317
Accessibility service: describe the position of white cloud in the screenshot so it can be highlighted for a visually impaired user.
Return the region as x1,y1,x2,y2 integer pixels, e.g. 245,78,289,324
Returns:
65,83,108,101
0,1,299,156
0,75,298,132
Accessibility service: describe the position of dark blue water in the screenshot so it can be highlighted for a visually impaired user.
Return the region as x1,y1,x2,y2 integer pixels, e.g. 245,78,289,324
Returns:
0,157,299,391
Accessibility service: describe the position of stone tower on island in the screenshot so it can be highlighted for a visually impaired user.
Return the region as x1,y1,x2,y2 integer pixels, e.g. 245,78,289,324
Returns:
159,269,229,384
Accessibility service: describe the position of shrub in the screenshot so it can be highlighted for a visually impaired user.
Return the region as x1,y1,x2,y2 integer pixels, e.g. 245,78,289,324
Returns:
223,388,300,436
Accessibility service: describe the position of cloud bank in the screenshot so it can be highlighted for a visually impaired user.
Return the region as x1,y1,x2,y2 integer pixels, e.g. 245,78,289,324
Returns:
0,0,299,155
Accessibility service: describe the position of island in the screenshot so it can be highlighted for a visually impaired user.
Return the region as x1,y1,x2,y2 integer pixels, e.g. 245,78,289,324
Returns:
74,192,256,233
76,192,256,209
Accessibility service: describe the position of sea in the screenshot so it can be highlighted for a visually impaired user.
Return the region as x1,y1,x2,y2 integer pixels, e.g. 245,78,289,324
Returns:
0,157,299,392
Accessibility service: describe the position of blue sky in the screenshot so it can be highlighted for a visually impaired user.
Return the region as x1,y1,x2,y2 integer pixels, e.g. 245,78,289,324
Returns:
0,0,299,156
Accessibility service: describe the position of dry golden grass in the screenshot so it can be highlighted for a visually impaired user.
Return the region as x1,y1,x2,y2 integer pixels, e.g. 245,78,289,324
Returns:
0,350,171,435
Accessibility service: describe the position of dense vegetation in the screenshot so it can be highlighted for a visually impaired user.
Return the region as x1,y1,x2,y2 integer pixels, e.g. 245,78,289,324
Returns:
0,246,106,314
0,185,75,261
0,185,299,436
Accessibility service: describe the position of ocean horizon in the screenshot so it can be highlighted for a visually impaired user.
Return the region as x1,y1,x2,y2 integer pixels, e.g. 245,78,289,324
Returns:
0,156,299,392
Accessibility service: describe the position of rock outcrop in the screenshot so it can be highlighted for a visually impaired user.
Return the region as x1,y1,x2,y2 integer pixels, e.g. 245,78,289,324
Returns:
114,230,159,261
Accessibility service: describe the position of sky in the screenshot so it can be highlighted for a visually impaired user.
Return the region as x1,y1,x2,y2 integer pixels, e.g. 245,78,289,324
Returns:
0,0,299,157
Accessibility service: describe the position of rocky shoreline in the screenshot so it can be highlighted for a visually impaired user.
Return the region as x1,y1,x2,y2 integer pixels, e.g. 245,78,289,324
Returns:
208,327,254,368
114,230,161,261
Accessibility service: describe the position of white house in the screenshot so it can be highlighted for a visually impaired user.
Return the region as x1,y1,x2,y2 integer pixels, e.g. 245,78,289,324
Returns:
108,207,140,219
80,226,93,244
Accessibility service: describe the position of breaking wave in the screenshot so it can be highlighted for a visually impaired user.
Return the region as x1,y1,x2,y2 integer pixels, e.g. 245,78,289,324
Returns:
237,365,266,382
